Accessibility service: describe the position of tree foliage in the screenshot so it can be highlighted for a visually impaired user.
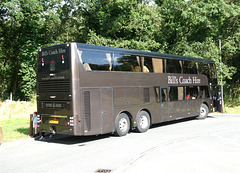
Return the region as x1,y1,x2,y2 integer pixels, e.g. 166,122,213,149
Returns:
0,0,239,103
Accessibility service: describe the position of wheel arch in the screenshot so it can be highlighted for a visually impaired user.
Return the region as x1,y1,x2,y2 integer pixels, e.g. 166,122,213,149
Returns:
202,101,209,108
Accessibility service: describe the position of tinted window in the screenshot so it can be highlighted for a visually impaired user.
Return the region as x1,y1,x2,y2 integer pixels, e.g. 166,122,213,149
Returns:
178,87,184,101
81,50,112,71
161,88,168,102
142,57,153,72
183,61,198,74
152,58,164,73
166,59,182,73
154,87,160,103
200,86,210,99
113,54,141,72
168,86,185,101
198,62,210,81
169,87,178,101
186,86,199,100
210,63,217,85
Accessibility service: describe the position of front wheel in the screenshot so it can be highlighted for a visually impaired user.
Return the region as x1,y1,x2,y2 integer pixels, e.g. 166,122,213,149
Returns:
197,104,209,119
114,113,130,136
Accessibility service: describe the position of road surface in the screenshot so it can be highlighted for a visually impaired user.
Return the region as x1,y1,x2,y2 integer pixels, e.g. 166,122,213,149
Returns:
1,114,240,173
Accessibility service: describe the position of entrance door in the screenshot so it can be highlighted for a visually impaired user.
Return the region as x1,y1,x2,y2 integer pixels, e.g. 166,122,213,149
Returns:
212,85,222,112
160,87,169,122
101,88,113,134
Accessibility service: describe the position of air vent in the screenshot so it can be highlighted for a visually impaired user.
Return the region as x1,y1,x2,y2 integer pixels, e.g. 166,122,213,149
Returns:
84,91,91,131
38,80,70,93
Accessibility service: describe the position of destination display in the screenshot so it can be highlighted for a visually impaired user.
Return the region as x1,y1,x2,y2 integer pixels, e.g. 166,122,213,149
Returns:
41,48,67,57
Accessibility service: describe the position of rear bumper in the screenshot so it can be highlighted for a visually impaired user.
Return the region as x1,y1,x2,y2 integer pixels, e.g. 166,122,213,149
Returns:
39,123,74,135
38,114,75,135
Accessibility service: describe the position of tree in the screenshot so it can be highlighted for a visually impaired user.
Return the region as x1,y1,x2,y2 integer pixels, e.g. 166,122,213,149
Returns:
82,0,163,52
0,0,239,104
0,0,60,100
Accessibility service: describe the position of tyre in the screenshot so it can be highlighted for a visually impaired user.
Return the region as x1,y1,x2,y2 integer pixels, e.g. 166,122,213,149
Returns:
136,111,151,133
114,113,130,136
197,104,209,119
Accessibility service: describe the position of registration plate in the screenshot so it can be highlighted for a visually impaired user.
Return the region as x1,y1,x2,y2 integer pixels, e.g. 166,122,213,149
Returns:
49,120,59,124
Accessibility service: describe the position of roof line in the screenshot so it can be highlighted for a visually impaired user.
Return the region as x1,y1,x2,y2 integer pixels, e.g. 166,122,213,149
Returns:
75,43,215,63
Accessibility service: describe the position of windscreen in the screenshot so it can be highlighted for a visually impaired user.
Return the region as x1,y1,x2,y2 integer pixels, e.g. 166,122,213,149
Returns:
38,44,70,74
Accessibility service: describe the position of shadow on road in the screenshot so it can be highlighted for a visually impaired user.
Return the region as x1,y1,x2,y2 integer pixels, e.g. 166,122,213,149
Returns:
151,116,195,129
34,133,112,145
34,116,216,145
150,115,215,129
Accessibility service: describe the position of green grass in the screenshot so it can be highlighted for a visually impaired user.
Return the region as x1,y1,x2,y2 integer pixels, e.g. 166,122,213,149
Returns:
0,117,30,142
225,106,240,114
0,99,36,143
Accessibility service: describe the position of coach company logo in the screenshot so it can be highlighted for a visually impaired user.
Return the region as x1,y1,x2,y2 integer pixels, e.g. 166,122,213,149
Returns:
42,48,66,57
168,76,201,85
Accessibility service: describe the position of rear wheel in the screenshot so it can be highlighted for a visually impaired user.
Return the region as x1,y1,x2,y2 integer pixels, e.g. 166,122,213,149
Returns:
114,113,130,136
136,111,150,133
198,104,209,119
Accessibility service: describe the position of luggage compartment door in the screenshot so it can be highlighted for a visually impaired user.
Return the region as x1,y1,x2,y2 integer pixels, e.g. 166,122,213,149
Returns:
101,88,114,134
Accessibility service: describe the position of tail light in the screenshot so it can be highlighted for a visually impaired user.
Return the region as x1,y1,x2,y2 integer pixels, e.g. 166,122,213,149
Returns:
37,114,42,123
62,55,64,64
67,116,74,126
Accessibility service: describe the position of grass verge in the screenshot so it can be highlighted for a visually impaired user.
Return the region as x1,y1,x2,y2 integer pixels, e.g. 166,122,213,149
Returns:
0,99,239,143
1,117,30,142
0,99,36,143
225,106,240,114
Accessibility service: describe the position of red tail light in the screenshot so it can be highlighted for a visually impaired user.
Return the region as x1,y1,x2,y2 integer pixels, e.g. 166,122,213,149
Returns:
62,55,65,63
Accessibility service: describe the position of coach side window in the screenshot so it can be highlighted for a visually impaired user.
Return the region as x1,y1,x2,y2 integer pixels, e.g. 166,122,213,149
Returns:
210,63,217,85
200,86,210,99
154,87,160,103
183,61,198,74
178,87,184,100
198,62,211,82
166,59,182,73
186,86,199,100
161,88,168,102
152,58,164,73
81,50,112,71
142,57,153,72
169,87,178,101
168,86,184,101
113,54,141,72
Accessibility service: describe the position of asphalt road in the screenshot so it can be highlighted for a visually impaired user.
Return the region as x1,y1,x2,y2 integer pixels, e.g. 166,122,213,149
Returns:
1,114,240,173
